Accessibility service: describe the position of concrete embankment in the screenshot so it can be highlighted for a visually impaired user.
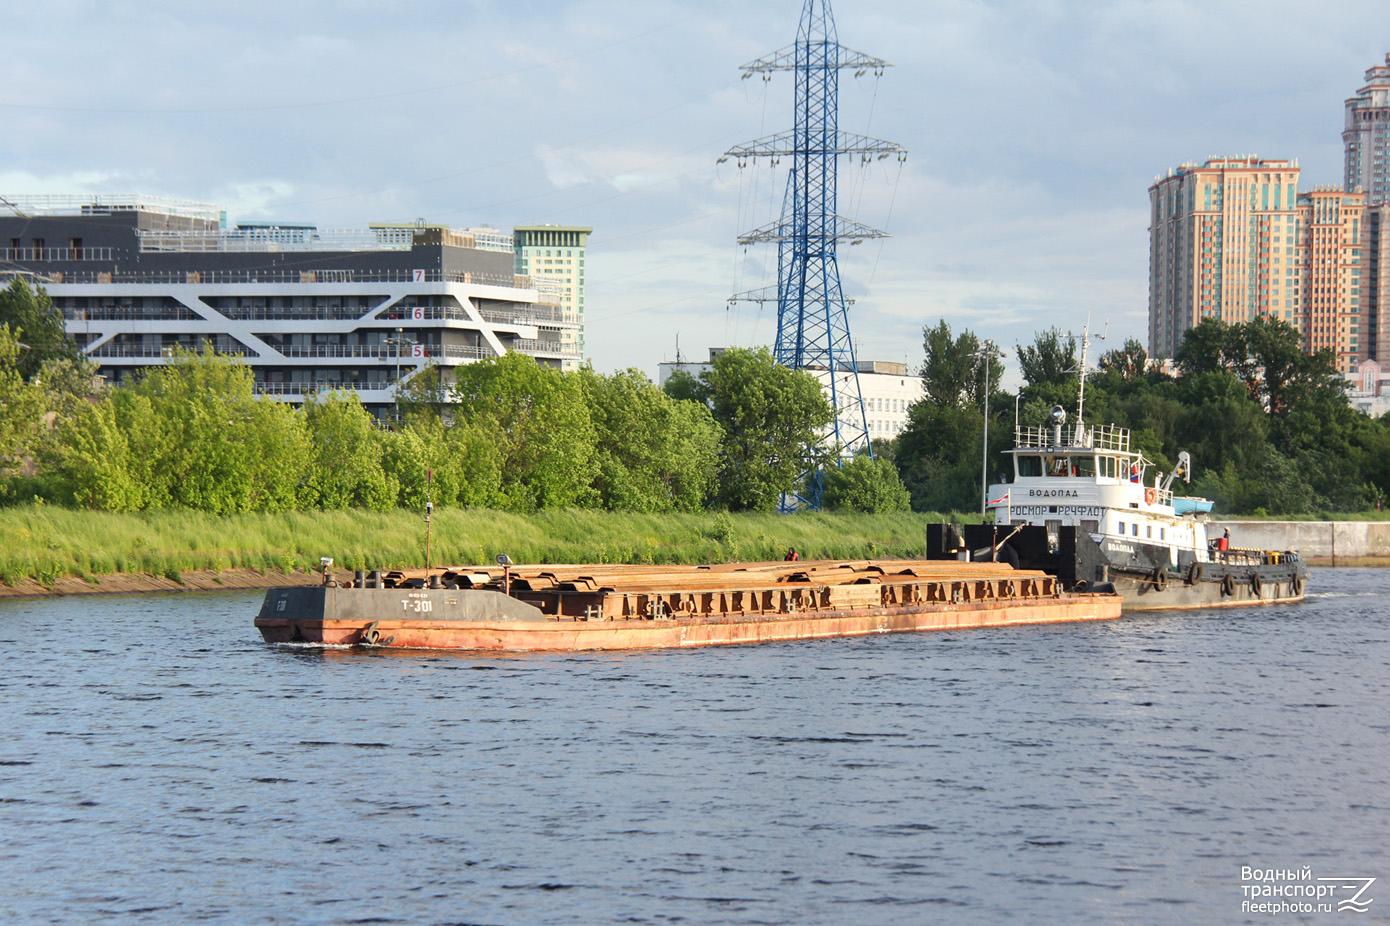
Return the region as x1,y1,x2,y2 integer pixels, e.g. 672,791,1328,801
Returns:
1213,521,1390,565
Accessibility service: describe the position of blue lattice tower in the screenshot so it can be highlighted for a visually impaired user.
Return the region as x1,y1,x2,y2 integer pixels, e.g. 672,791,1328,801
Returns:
726,0,906,508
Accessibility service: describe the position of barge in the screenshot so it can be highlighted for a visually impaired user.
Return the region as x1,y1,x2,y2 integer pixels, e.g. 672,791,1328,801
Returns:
254,559,1122,652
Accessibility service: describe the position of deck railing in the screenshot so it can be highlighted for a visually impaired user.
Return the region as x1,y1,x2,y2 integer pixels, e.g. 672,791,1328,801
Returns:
1014,423,1131,451
41,269,527,288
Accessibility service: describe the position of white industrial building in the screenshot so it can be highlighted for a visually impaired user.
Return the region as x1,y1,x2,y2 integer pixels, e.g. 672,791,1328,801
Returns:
658,348,924,442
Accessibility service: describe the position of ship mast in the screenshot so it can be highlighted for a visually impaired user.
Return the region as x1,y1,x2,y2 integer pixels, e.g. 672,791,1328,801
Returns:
1074,318,1106,427
1075,321,1090,426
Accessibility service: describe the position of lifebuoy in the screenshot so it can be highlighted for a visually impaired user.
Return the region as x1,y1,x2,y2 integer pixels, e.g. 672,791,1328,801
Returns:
1144,487,1157,505
1221,573,1236,596
1250,572,1262,597
1187,562,1203,586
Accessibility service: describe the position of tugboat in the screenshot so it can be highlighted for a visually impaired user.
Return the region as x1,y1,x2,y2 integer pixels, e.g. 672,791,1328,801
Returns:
930,332,1307,610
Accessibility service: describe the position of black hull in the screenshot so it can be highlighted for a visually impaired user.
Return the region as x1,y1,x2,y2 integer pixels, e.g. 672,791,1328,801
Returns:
928,524,1307,611
1100,567,1304,611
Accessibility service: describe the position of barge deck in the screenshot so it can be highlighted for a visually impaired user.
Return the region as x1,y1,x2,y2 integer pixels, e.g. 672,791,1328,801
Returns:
254,559,1122,652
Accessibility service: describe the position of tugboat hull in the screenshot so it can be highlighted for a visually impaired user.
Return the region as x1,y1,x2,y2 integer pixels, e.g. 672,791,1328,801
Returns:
931,525,1307,612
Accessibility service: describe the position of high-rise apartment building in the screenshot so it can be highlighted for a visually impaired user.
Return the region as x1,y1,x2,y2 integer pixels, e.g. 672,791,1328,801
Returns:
1344,53,1390,207
1368,204,1390,361
1148,157,1301,358
514,226,590,371
1296,188,1366,372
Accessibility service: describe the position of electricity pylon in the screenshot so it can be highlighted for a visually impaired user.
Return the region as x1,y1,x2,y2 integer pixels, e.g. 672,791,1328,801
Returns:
726,0,906,509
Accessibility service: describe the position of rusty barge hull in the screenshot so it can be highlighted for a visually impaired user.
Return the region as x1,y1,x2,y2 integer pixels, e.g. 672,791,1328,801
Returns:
255,560,1122,652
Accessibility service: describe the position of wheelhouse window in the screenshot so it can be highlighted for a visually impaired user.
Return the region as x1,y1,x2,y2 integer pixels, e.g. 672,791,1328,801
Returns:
1073,456,1096,477
1017,456,1043,477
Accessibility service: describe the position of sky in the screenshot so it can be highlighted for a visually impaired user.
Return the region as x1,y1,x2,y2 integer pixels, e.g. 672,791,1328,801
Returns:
2,0,1387,384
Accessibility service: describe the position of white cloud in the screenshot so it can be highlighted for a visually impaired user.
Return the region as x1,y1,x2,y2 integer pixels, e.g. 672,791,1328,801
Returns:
2,0,1386,379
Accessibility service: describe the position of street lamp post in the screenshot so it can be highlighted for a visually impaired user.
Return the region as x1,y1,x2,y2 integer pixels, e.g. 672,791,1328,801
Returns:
395,327,404,406
382,327,415,422
972,340,1001,515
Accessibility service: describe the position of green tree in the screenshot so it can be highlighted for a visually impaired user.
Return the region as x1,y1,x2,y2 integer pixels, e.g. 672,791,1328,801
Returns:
0,278,79,380
582,367,721,512
34,355,104,420
395,362,451,423
301,391,392,510
135,349,309,512
0,324,44,477
661,368,708,405
822,453,911,513
1192,445,1315,516
919,319,1003,408
895,401,1012,513
42,348,308,512
1097,338,1148,383
1016,327,1078,389
1173,371,1269,476
40,398,146,510
399,414,504,509
450,352,597,511
698,347,834,511
1173,317,1244,380
381,425,431,510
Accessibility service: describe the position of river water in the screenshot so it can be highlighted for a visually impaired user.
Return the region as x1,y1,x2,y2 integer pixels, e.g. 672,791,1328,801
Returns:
1,568,1386,925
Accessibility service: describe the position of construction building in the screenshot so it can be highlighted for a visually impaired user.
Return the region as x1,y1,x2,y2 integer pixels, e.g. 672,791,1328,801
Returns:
0,195,581,415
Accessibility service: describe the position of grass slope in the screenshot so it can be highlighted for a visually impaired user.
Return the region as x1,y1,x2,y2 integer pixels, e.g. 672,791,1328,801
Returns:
0,505,968,587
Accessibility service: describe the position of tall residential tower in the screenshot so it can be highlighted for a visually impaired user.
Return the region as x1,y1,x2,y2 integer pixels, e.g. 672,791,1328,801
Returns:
1344,53,1390,207
1345,53,1390,368
1148,157,1301,358
1296,187,1366,372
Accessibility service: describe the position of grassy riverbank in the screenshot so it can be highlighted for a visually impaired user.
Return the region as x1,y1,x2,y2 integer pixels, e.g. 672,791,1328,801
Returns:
0,505,971,588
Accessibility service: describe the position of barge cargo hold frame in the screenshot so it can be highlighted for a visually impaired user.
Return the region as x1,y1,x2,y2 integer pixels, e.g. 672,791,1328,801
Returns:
254,560,1122,652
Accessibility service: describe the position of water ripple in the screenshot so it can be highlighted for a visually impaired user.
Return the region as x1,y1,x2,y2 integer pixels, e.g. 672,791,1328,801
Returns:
0,567,1386,924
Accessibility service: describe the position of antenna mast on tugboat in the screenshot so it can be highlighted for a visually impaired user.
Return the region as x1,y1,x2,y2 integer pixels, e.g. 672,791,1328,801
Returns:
1075,317,1107,426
